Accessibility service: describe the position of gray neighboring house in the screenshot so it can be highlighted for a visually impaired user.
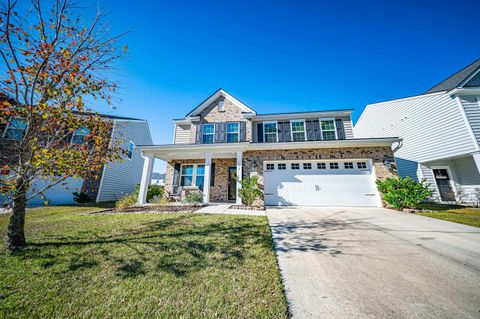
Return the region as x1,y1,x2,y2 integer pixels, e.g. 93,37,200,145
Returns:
355,59,480,204
151,173,165,186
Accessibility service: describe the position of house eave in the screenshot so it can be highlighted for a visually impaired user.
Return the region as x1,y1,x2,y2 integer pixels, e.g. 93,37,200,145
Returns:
253,109,354,121
449,87,480,97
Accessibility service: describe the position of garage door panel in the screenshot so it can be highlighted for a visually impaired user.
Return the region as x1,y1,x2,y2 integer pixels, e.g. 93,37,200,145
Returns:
264,160,379,207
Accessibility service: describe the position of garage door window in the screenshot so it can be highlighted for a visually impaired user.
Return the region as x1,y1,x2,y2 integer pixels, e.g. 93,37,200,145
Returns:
291,163,300,170
330,162,339,169
317,163,326,169
278,163,286,170
357,162,367,169
266,163,275,170
303,163,312,169
344,162,354,169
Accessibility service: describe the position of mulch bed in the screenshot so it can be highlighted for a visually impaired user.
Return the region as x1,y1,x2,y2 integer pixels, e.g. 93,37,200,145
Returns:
229,205,265,211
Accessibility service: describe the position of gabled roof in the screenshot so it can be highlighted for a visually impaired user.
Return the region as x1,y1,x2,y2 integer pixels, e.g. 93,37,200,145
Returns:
424,58,480,94
185,88,256,117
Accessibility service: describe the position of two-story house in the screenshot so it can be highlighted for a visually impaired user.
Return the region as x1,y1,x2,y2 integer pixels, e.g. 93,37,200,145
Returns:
136,89,400,207
1,112,152,206
355,58,480,204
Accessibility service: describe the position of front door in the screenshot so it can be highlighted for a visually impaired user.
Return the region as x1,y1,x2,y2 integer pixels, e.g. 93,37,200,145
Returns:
433,168,455,202
228,167,237,201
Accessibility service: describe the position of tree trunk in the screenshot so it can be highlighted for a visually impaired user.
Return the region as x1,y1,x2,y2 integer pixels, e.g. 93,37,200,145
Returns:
7,178,27,249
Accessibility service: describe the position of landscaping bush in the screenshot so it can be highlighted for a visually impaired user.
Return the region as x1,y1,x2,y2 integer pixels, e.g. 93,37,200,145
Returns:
72,191,92,204
376,176,432,210
133,184,164,202
236,175,262,207
115,193,138,211
184,191,203,204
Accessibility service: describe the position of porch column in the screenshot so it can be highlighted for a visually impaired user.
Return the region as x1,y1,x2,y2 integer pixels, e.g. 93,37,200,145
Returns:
203,152,212,204
137,153,154,204
473,153,480,175
236,151,243,205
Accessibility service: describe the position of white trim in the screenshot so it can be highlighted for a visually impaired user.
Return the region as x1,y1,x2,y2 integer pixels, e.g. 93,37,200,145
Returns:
263,121,278,143
186,89,256,117
459,67,480,87
319,117,337,140
202,123,215,144
454,96,480,151
431,165,457,203
290,119,307,142
226,122,240,142
449,87,480,97
179,163,205,189
253,110,353,121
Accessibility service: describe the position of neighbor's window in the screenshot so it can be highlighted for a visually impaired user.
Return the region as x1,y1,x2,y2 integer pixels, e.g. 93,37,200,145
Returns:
278,163,286,170
266,163,275,170
226,122,239,142
180,164,205,190
291,163,300,170
357,162,367,169
127,141,135,160
72,127,90,144
4,119,27,141
317,163,326,169
290,120,306,142
344,162,354,169
320,119,337,140
330,162,339,169
303,163,312,169
263,122,278,143
202,123,214,144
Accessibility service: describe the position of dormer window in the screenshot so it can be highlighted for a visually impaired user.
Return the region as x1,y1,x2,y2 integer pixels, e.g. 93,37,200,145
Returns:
217,100,225,112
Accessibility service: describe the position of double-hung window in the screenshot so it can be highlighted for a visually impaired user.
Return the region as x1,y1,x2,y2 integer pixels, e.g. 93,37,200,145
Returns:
72,127,90,144
180,164,205,190
226,122,239,142
290,120,306,142
263,122,278,142
127,141,135,160
202,123,214,144
4,119,27,141
320,118,337,140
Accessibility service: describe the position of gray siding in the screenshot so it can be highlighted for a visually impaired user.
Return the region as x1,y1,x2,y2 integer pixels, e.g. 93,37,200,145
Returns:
97,120,152,201
174,124,191,144
355,92,477,163
461,96,480,143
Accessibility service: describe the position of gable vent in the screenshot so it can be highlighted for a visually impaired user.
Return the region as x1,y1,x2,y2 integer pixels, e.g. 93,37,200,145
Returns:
217,100,225,112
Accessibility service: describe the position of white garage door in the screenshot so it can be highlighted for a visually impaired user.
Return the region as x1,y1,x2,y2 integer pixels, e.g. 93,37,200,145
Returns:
264,160,380,207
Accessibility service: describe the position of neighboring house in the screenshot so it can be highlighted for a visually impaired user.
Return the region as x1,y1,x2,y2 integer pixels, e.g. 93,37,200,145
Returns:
151,172,165,186
355,58,480,204
0,113,152,206
136,89,399,207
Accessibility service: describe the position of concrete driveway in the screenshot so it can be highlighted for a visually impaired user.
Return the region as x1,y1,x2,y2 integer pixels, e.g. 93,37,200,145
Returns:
267,207,480,319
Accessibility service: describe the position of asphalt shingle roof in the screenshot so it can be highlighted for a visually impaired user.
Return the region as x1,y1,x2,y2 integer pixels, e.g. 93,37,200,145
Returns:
424,58,480,94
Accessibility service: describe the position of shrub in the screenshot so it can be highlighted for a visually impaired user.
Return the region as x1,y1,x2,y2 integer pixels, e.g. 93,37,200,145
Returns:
72,192,92,204
150,194,170,205
184,191,203,204
115,193,137,211
376,176,432,210
133,184,164,203
236,175,262,207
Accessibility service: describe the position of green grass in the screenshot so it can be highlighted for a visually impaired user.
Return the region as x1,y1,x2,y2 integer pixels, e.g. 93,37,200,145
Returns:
416,204,480,228
0,206,288,319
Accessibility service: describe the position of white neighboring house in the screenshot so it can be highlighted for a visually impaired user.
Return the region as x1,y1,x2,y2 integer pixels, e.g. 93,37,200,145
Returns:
355,59,480,204
151,173,165,186
8,114,153,206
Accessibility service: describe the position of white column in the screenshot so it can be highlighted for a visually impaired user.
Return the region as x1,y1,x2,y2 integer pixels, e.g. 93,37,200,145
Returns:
203,152,212,204
137,153,154,204
473,153,480,175
236,151,243,205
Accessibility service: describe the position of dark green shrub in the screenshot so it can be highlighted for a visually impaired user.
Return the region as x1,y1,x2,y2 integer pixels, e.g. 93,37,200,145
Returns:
73,191,92,204
236,175,262,207
134,184,164,203
184,191,203,204
376,176,432,210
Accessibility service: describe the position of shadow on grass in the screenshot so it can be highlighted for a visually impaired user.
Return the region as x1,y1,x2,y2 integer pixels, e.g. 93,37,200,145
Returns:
10,214,272,278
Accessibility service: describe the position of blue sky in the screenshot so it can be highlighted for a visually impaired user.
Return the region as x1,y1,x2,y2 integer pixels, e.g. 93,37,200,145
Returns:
93,0,479,172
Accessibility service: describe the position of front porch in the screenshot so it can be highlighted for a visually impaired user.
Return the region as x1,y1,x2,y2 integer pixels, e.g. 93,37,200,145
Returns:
136,144,247,205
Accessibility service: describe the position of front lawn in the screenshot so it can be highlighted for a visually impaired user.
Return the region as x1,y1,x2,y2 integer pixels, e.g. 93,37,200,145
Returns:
416,203,480,228
0,206,288,319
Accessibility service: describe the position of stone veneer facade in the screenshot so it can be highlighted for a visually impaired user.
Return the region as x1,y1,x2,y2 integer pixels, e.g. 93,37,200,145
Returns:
164,146,395,206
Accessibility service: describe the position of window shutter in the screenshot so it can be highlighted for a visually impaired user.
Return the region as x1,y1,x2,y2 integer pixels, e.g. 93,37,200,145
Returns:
257,122,263,142
195,124,202,144
335,119,345,140
219,122,226,142
313,121,321,140
277,122,284,142
210,163,215,186
239,122,246,141
283,122,291,142
214,123,220,142
306,121,314,141
172,163,181,194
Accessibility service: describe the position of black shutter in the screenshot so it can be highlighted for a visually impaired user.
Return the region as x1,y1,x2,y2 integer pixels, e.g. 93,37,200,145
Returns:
239,121,246,142
278,122,284,142
172,163,181,194
219,122,226,142
306,121,314,141
195,124,202,144
335,119,345,140
257,122,263,142
284,122,291,142
210,163,215,186
313,121,321,140
214,123,220,142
